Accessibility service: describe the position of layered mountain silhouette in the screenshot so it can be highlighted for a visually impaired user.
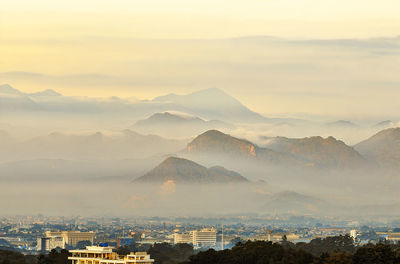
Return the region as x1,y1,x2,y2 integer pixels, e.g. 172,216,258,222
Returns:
186,130,368,169
0,130,186,161
1,84,267,123
134,156,248,184
29,89,62,97
264,191,326,214
373,120,396,129
324,120,358,129
185,130,300,165
264,136,366,168
355,127,400,167
132,111,234,138
0,84,22,95
152,88,266,122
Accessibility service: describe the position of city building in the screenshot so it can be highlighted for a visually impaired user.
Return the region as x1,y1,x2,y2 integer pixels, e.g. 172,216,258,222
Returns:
174,228,217,248
117,237,135,247
37,236,65,251
45,231,95,247
190,228,217,247
69,246,154,264
174,233,192,244
350,229,357,239
387,232,400,242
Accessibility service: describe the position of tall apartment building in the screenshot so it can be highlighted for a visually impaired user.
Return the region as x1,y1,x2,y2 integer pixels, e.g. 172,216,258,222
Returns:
174,228,217,248
37,236,65,251
191,228,217,247
45,231,95,247
69,246,154,264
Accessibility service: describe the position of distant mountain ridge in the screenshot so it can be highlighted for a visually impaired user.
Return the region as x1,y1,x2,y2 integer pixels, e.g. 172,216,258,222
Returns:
0,84,22,95
0,129,187,161
324,120,358,128
133,112,234,137
185,130,300,165
264,136,366,168
134,156,248,184
373,120,396,129
152,88,265,122
186,130,366,169
0,84,267,123
355,127,400,167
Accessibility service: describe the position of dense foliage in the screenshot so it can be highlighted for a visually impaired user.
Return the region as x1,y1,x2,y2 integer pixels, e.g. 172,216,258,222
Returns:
0,250,32,264
184,239,400,264
2,236,400,264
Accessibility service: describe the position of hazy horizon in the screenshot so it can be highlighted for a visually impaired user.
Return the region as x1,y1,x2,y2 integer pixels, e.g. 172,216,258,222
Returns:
2,0,400,118
1,0,400,222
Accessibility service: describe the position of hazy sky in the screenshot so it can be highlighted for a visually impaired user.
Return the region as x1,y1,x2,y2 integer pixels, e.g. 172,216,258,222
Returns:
1,0,400,117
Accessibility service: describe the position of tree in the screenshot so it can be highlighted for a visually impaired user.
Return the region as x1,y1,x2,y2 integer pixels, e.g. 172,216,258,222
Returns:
148,243,194,264
296,235,355,257
37,249,69,264
0,250,29,264
353,243,399,264
185,240,315,264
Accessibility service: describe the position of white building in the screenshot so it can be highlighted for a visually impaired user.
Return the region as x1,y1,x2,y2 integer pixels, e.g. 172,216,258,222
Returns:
191,228,217,247
174,233,192,244
350,229,357,240
69,246,154,264
37,236,65,251
174,228,217,248
45,231,95,247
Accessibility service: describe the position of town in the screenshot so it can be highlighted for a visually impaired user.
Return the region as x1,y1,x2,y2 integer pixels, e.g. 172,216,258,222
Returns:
1,214,400,255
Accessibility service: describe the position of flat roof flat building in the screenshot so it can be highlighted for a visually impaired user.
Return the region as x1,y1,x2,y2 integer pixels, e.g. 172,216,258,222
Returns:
174,233,192,244
37,236,65,251
174,228,217,248
69,246,154,264
45,231,95,247
191,228,217,247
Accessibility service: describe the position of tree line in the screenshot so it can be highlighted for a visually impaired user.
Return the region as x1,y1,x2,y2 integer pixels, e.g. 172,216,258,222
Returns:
2,235,400,264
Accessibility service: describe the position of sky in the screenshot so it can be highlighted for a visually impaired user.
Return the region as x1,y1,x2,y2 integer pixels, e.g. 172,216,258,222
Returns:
1,0,400,117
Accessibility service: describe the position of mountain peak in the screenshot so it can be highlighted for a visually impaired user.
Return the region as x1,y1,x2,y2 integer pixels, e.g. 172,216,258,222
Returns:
30,89,62,97
134,156,248,184
187,130,258,157
0,84,21,95
265,135,364,168
355,127,400,167
373,120,396,128
324,120,358,128
152,88,266,123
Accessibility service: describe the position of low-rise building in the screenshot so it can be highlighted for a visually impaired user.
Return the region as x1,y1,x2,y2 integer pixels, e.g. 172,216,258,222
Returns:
174,233,192,244
45,231,95,247
37,236,65,251
69,246,154,264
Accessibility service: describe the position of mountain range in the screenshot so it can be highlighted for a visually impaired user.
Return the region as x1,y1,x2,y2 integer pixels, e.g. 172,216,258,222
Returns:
134,156,248,184
185,130,366,169
263,136,366,168
0,84,266,123
185,130,299,165
132,111,234,138
0,129,186,161
324,120,359,129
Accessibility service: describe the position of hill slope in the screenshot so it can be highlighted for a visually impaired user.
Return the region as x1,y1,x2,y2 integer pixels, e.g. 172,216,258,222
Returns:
264,136,366,168
152,88,266,123
355,128,400,167
133,112,234,137
185,130,301,165
134,156,248,184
